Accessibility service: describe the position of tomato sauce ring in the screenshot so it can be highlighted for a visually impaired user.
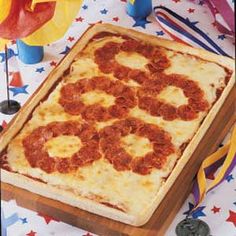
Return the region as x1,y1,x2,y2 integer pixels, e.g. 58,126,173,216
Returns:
94,39,170,84
99,117,175,175
59,76,137,121
22,121,101,174
137,74,209,121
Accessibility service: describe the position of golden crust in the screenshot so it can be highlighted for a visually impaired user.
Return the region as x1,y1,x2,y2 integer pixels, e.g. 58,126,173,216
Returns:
0,23,235,226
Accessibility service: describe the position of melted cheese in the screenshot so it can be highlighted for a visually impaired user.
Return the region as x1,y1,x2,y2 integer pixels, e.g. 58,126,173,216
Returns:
115,51,148,70
165,51,227,104
158,86,188,106
70,58,100,79
121,134,152,157
95,119,117,130
7,34,229,217
130,107,203,147
44,135,81,158
81,90,115,107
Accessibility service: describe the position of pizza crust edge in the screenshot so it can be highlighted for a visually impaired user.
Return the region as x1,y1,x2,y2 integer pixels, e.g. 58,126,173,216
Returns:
0,23,235,226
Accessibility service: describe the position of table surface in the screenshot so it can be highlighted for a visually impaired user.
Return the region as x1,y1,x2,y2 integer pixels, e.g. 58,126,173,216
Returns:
1,0,235,235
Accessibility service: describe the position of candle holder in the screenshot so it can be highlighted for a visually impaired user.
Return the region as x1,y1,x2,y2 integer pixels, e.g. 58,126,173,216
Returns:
0,100,21,115
0,46,21,115
16,39,44,64
127,0,152,19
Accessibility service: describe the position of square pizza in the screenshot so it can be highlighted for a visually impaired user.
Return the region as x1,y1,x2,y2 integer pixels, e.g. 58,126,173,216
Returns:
0,24,235,226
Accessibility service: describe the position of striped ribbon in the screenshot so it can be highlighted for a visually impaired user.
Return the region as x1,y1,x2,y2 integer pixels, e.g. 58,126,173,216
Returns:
154,6,230,57
192,0,235,36
191,125,236,213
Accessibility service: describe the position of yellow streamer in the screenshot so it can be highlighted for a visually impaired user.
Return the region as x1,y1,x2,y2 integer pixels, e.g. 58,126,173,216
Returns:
22,0,83,46
30,0,56,10
0,39,9,52
0,0,12,24
194,124,236,210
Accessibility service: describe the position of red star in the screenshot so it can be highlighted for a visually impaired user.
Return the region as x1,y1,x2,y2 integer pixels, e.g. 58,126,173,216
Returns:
226,210,236,227
37,212,59,224
50,61,57,67
172,0,181,3
113,17,119,22
212,21,217,27
2,120,7,129
211,206,221,214
188,8,195,13
75,16,84,22
67,36,75,42
26,230,37,236
11,40,16,45
82,233,93,236
120,0,126,2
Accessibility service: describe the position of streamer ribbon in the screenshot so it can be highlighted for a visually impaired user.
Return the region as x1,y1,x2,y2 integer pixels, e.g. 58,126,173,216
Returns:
191,0,235,36
154,6,230,57
191,125,236,213
0,0,83,49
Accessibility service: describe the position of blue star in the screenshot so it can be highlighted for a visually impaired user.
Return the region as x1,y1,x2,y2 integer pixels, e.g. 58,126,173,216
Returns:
60,46,70,55
36,67,45,73
183,202,194,216
183,203,206,218
82,4,88,10
132,17,151,29
192,206,206,218
9,85,29,96
226,174,234,182
20,217,28,224
218,34,226,40
0,48,18,62
156,30,165,36
100,9,108,14
186,17,199,26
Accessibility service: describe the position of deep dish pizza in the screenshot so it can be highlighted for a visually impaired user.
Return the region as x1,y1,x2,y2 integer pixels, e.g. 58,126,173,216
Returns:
0,24,235,226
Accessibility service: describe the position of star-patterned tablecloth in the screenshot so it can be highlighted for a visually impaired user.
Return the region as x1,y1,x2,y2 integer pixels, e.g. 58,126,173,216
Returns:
1,1,235,236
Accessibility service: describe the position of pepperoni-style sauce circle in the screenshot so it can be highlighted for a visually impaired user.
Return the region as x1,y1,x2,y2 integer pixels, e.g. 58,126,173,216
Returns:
22,121,101,174
138,74,209,121
32,36,211,175
94,39,170,84
99,117,175,175
59,76,137,121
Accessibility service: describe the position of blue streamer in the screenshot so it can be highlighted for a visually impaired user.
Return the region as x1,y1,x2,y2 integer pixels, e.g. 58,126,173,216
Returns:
154,6,230,57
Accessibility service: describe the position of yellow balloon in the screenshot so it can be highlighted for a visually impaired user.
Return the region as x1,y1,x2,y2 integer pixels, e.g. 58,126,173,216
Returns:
22,0,83,46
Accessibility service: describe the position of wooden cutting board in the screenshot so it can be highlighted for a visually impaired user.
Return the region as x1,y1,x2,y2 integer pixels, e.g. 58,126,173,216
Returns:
2,86,235,236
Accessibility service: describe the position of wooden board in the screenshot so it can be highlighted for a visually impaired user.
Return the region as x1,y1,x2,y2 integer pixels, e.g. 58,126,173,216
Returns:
2,86,235,236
